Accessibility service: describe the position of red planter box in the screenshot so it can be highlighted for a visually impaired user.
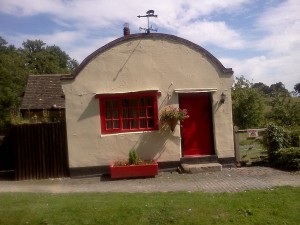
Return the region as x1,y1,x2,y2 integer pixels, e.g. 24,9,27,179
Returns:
110,161,158,179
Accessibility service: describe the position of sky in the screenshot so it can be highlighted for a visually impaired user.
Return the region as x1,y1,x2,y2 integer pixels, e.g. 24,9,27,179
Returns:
0,0,299,91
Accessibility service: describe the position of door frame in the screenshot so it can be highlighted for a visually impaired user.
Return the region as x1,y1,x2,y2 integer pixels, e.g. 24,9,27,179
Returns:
178,91,216,157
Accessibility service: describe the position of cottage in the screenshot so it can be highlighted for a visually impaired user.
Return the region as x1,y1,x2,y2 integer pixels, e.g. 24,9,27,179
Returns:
61,31,235,175
20,74,66,122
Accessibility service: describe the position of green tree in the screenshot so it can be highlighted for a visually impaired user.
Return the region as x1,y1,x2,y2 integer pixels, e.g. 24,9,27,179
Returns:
0,38,28,130
269,82,290,97
266,92,300,127
252,82,271,95
232,76,265,129
294,83,300,96
21,40,78,74
0,37,78,132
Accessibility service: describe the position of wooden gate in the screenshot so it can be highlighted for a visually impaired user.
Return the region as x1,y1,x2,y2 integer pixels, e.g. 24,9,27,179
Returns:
0,123,69,180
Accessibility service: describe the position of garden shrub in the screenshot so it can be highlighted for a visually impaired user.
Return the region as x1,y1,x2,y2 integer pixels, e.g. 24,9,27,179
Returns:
263,124,290,161
289,129,300,147
273,147,300,171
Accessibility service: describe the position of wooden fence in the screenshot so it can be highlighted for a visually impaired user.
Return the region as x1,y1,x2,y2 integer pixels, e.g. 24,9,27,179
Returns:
0,123,69,180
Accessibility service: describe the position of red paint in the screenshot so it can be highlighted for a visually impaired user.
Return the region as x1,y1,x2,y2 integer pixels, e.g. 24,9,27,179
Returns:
97,91,159,134
110,161,158,179
179,93,214,156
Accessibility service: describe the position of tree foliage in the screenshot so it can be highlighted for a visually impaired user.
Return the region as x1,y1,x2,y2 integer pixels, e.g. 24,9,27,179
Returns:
21,39,78,74
0,37,78,132
233,76,299,129
252,82,271,95
252,81,290,97
266,92,300,127
294,83,300,96
232,76,264,129
269,82,290,97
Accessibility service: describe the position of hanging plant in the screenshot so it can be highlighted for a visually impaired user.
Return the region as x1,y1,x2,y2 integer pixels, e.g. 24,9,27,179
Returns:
159,105,189,131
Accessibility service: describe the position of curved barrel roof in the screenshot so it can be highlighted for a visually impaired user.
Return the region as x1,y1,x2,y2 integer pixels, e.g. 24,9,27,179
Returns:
62,33,233,80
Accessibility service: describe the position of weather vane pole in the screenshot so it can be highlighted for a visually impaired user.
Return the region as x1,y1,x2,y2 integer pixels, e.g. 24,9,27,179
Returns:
137,10,158,34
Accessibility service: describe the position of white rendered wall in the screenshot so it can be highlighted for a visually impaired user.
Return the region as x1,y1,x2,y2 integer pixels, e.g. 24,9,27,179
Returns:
62,38,234,168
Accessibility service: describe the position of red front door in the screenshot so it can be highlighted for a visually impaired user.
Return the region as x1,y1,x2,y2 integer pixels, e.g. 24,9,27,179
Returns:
179,93,215,156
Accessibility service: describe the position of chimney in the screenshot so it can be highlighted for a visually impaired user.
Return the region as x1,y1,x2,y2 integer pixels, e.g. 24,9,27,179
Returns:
123,23,130,36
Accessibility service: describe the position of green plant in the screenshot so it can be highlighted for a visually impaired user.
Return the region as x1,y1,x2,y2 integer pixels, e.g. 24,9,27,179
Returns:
128,148,138,165
9,108,29,125
113,149,155,166
263,124,290,161
274,147,300,171
232,76,265,129
290,129,300,147
266,92,300,127
159,105,188,124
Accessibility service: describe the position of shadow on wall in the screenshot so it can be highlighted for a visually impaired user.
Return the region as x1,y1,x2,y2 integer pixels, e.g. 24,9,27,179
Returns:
135,126,179,160
134,90,180,160
78,97,99,121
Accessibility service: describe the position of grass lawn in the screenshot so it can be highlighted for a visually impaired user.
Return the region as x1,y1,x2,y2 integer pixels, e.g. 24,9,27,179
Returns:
0,187,299,225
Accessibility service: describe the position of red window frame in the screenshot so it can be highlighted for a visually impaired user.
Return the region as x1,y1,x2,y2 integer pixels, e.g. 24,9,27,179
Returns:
96,91,159,134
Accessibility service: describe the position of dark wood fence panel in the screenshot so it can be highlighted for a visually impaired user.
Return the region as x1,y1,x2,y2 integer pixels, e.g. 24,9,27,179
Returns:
2,123,69,180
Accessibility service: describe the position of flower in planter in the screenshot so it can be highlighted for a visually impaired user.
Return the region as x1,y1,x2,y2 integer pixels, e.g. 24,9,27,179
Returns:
110,149,158,179
113,149,156,166
159,105,189,131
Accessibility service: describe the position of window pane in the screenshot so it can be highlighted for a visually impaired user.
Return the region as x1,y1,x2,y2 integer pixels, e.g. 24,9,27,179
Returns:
131,119,138,128
106,121,112,129
123,119,129,129
112,100,118,108
139,108,146,117
122,98,136,107
106,111,112,119
146,97,153,106
122,109,129,118
113,110,119,118
140,119,147,128
129,108,137,118
139,98,145,106
147,108,154,117
148,118,154,127
105,101,111,108
113,120,119,128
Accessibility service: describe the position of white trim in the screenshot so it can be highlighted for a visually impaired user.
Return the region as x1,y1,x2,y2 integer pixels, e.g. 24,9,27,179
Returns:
100,130,157,138
174,88,217,93
95,89,160,96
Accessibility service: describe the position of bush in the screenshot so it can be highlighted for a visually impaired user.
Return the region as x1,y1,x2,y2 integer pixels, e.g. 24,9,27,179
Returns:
289,129,300,147
273,147,300,171
263,124,290,161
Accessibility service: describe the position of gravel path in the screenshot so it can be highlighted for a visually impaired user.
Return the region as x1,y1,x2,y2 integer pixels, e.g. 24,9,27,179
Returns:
0,167,299,193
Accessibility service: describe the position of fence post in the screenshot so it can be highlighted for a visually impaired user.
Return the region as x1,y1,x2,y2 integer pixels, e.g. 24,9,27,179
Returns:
233,126,241,166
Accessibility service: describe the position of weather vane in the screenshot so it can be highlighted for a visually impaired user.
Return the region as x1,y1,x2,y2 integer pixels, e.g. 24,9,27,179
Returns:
137,10,158,34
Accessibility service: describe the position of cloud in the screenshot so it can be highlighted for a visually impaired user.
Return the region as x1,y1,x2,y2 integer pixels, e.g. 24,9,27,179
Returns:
0,0,64,16
0,0,250,30
221,51,299,91
1,0,298,91
177,21,246,49
255,0,300,54
0,0,250,57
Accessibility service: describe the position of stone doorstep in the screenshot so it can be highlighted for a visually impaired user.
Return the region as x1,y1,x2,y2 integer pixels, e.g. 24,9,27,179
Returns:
180,155,218,164
181,163,222,174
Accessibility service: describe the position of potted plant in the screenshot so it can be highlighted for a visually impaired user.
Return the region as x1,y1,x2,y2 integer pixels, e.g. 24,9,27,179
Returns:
159,105,189,131
110,149,158,179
